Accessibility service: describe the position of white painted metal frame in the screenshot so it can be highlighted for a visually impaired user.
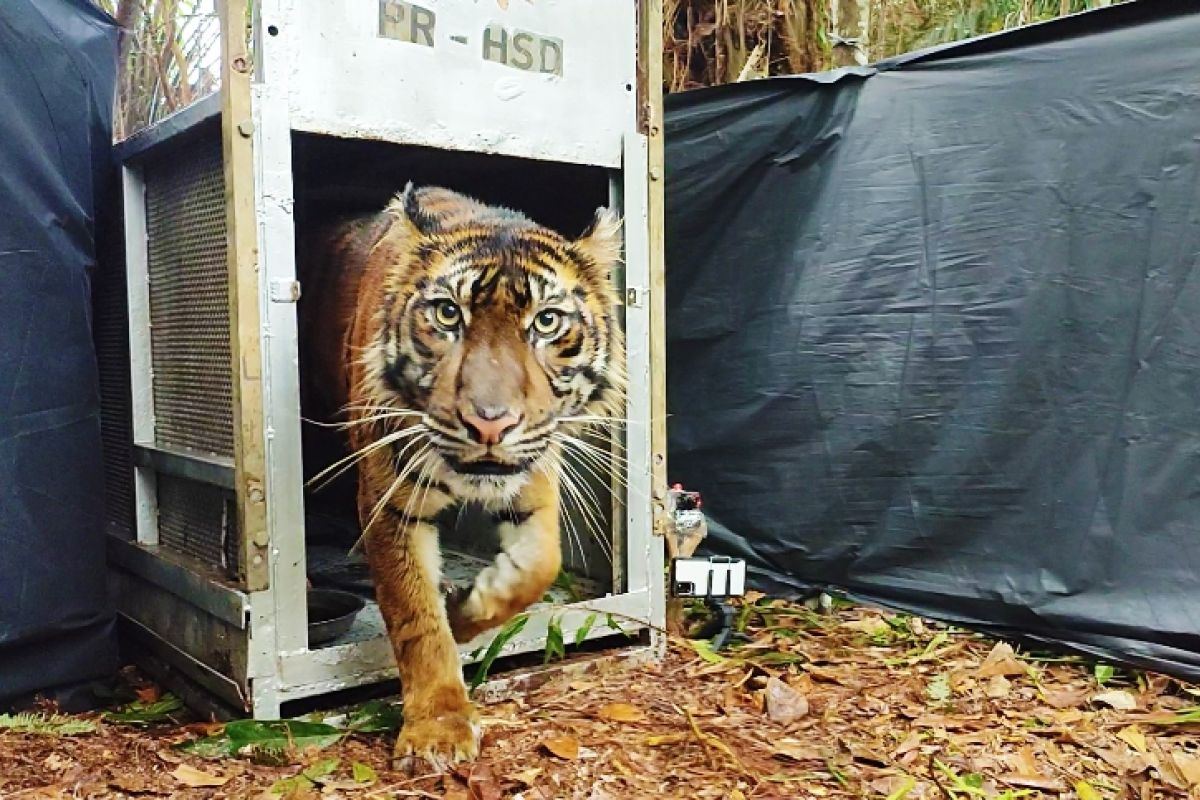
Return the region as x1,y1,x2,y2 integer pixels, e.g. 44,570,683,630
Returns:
246,0,661,715
121,166,160,547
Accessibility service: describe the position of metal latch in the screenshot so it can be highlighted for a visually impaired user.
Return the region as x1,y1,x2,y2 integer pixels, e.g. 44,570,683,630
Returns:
625,286,646,307
270,279,301,303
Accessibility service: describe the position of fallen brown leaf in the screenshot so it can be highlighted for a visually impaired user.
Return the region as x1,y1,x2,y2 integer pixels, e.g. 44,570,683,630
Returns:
893,731,923,757
1042,688,1090,709
597,703,646,723
998,773,1066,791
1092,690,1138,711
171,764,228,788
541,735,579,760
772,737,823,762
645,732,688,746
108,773,164,795
985,674,1012,699
1171,750,1200,787
977,642,1027,678
42,753,73,771
154,749,182,764
465,762,502,800
510,767,542,786
839,616,891,637
135,685,161,704
1115,724,1147,753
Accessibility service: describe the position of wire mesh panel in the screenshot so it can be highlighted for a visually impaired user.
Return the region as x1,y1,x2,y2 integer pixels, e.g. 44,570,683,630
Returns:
95,203,135,538
143,134,234,458
157,474,238,577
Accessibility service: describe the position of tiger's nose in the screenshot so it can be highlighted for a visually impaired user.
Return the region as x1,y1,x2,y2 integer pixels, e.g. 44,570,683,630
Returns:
461,406,522,446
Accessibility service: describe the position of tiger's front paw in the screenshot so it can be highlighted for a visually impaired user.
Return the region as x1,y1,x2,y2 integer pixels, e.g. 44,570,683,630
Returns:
393,707,481,773
445,587,489,644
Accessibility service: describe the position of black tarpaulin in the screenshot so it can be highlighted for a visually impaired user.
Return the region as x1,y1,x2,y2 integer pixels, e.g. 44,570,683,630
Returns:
0,0,119,700
665,1,1200,679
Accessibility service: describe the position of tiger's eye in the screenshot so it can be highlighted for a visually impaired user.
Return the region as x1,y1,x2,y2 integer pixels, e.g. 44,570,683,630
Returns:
433,300,461,329
532,309,562,337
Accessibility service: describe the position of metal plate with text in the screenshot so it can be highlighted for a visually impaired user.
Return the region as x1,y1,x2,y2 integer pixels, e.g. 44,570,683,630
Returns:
279,0,635,167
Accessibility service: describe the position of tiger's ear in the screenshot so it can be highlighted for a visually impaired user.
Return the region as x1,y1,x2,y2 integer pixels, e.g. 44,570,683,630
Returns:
574,207,623,277
395,181,440,236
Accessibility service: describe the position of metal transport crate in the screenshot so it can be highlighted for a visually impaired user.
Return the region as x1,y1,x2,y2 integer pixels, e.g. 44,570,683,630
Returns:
100,0,668,718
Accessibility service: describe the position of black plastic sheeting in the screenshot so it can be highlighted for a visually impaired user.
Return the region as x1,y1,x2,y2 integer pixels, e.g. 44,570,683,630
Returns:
664,1,1200,680
0,0,119,701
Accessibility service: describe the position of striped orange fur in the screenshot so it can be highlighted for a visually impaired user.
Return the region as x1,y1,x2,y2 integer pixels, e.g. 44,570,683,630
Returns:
297,185,624,768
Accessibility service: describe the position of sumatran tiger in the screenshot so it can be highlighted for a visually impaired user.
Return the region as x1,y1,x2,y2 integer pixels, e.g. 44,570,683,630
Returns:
297,184,624,769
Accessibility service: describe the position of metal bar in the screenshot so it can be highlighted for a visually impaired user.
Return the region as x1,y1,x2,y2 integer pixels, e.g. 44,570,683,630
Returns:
638,0,669,641
294,645,660,719
249,672,282,720
114,93,222,164
620,132,655,606
122,165,161,547
254,0,310,658
108,534,249,628
219,0,271,590
132,445,235,490
122,166,154,447
607,171,628,595
276,590,653,697
132,466,160,547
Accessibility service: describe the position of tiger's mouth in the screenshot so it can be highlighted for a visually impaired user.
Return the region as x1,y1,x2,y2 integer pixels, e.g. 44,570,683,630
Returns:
446,456,531,476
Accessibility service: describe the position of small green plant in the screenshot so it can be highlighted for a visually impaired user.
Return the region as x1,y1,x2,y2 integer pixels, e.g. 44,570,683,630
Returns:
927,672,952,703
343,700,402,734
544,616,566,664
469,613,530,691
177,720,345,762
934,759,1033,799
103,693,185,726
575,612,598,646
886,776,916,800
605,612,635,638
0,712,96,736
272,758,340,794
1093,663,1116,686
351,761,378,785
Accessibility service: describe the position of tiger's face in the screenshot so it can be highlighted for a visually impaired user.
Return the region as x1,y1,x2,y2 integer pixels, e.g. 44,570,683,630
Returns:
363,185,624,503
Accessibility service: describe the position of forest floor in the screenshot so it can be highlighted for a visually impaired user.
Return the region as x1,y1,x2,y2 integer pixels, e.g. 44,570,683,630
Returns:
2,597,1198,799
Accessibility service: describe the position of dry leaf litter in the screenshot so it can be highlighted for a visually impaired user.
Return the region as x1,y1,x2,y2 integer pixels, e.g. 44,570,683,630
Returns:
2,596,1198,799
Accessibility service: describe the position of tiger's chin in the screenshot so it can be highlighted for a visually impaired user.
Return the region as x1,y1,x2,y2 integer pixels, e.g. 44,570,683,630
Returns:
434,455,534,505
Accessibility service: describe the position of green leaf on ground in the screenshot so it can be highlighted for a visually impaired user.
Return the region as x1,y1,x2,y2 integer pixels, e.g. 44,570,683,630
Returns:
470,613,530,691
575,612,598,646
103,694,185,726
545,616,566,664
177,720,344,761
345,700,402,733
352,761,378,784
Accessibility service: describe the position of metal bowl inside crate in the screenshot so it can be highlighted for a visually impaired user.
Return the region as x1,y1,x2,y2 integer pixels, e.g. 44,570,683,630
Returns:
307,589,366,647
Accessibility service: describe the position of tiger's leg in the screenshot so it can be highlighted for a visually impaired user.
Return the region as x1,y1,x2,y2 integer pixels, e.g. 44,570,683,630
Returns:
360,481,478,769
447,470,562,643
